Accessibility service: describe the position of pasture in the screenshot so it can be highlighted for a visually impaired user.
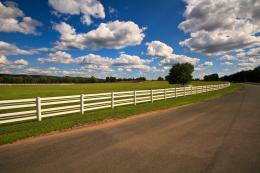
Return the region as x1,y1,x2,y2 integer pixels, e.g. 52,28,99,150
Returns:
0,82,241,145
0,81,224,100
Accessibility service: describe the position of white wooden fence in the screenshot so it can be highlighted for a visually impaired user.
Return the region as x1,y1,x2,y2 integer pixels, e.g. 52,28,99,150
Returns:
0,83,230,124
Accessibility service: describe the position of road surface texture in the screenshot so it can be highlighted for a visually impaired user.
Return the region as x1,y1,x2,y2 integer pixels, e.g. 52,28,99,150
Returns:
0,84,260,173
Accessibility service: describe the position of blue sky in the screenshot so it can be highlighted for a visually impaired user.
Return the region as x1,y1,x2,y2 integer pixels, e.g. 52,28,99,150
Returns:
0,0,259,79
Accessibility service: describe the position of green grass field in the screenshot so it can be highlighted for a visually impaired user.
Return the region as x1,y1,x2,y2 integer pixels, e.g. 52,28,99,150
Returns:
0,81,224,100
0,82,242,145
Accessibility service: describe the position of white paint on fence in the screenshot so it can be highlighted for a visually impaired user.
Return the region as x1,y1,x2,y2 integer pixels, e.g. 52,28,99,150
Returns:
36,97,41,121
0,83,230,124
134,91,137,105
80,94,84,114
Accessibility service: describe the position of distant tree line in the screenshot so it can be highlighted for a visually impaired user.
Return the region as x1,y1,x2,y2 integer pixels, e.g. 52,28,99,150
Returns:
204,73,219,81
0,74,147,84
0,74,104,84
105,76,146,82
202,66,260,82
220,66,260,83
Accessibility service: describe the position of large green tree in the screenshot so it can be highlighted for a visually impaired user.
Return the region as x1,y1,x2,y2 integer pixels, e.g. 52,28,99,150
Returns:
166,63,194,85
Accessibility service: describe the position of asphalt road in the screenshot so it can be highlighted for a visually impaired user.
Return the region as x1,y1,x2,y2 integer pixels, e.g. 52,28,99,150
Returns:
0,84,260,173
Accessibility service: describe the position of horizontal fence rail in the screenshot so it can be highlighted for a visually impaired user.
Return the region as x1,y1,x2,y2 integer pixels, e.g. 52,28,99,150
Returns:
0,83,230,124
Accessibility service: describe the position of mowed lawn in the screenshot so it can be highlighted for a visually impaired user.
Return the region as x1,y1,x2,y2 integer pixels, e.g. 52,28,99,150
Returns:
0,81,224,100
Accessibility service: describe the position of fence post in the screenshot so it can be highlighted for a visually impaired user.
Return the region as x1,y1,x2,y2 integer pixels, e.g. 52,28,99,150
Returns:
151,89,153,103
175,87,177,98
111,92,114,108
36,97,42,121
80,94,84,114
184,87,186,96
206,86,208,92
164,89,166,100
191,86,193,95
134,90,137,105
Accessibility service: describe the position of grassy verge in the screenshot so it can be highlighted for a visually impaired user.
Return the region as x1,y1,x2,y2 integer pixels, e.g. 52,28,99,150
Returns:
0,83,242,145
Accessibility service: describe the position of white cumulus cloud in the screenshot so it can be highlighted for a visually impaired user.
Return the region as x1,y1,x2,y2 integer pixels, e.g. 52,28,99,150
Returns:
0,54,28,68
37,51,157,73
219,47,259,70
0,1,42,34
179,0,260,55
49,0,105,25
0,41,32,55
146,40,200,65
113,53,154,72
222,62,233,65
220,55,237,61
0,41,49,56
113,53,151,66
199,61,213,68
38,51,75,64
53,21,145,50
146,41,173,57
12,59,28,66
0,55,8,64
